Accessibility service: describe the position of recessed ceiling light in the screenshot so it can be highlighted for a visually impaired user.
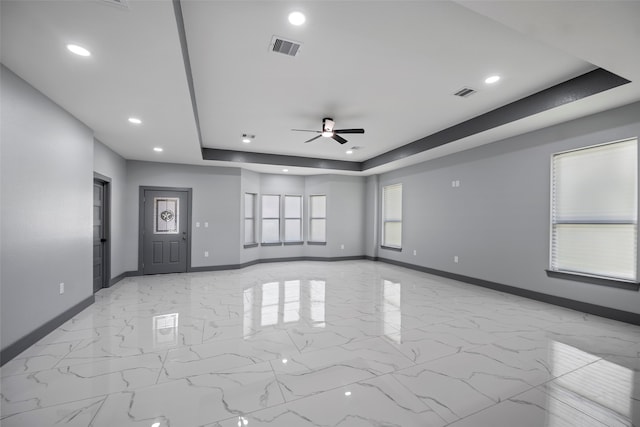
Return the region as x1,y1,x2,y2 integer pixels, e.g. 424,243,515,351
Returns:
282,169,289,173
346,150,353,155
66,44,91,57
485,75,501,84
344,391,352,396
153,147,163,152
128,117,142,124
288,11,306,26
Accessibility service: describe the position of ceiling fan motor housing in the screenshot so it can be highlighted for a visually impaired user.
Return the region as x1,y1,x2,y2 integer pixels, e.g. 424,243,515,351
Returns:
322,118,335,132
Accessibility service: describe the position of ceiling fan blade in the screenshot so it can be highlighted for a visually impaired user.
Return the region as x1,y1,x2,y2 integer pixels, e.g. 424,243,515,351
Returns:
334,128,365,134
332,134,348,144
292,129,321,133
304,135,323,143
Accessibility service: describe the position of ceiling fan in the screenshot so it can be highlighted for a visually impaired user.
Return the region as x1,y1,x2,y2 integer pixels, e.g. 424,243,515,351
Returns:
292,117,365,144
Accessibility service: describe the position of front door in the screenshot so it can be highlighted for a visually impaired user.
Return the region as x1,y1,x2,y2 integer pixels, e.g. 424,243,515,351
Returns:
142,189,189,274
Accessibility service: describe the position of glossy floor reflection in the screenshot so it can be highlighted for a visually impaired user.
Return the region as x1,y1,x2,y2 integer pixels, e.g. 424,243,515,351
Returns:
2,260,639,426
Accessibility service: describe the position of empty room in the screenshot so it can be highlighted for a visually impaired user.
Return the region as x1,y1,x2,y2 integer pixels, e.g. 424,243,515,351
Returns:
1,1,640,426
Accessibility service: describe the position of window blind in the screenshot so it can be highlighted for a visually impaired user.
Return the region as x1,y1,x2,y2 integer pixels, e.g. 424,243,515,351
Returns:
551,138,638,281
383,184,403,248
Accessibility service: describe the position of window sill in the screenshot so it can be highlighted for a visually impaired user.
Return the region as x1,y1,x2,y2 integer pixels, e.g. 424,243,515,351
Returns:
307,241,327,246
381,245,402,252
261,242,282,247
243,243,259,249
545,269,639,291
284,241,304,246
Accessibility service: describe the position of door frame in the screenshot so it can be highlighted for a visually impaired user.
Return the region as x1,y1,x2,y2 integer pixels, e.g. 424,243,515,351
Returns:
138,186,193,275
94,173,111,290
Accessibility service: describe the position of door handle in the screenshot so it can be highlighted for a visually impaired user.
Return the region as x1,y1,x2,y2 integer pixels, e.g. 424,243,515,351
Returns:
100,238,107,243
182,232,187,241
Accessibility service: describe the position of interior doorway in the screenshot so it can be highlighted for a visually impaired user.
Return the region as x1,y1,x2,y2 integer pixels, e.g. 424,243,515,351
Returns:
93,174,111,292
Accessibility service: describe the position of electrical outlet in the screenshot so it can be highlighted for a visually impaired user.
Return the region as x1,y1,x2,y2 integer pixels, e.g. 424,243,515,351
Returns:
413,250,417,256
204,251,209,257
340,244,345,250
454,256,459,263
59,282,65,294
204,222,209,228
196,222,200,228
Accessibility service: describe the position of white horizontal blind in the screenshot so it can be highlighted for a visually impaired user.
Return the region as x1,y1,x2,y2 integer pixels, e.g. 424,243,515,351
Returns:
551,138,638,281
383,184,402,248
244,193,256,244
309,195,326,242
284,195,302,242
261,195,280,243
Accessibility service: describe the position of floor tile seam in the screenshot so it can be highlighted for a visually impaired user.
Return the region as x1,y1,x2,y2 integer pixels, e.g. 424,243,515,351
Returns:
1,339,96,379
154,349,170,385
0,392,112,421
267,367,385,406
267,358,287,405
53,347,171,372
87,394,109,427
532,381,617,426
370,368,448,418
438,384,541,427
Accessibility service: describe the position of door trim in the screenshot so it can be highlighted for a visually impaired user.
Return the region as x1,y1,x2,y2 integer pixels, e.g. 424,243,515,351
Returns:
94,173,111,291
138,186,193,275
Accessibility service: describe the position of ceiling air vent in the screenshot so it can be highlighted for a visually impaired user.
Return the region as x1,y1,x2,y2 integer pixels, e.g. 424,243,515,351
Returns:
100,0,129,9
270,36,301,57
454,87,476,98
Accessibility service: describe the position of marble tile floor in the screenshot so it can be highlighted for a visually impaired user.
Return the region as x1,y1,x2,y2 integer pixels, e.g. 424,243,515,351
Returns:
1,260,639,426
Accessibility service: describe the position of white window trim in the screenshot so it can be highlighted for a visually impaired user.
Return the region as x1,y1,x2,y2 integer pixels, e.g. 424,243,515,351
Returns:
548,137,638,285
382,183,403,250
284,194,303,243
261,194,281,244
244,192,257,246
308,194,327,243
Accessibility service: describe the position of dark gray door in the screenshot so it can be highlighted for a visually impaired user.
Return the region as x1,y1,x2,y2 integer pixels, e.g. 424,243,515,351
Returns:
143,189,188,274
93,181,107,292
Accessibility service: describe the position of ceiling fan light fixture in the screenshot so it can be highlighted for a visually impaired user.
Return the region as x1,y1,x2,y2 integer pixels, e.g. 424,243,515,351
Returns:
321,131,333,138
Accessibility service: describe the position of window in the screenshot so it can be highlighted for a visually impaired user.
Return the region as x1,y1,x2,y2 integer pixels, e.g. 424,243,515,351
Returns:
284,195,302,242
382,184,402,249
550,138,637,282
244,193,257,245
309,195,326,243
261,195,281,244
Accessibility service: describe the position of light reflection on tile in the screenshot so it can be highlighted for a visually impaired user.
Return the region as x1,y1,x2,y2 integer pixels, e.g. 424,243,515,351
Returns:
1,260,638,426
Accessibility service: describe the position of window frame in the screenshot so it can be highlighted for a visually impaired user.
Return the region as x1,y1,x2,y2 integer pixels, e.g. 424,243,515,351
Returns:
308,194,327,244
548,137,639,288
243,192,258,248
284,194,303,244
381,183,403,250
261,194,282,245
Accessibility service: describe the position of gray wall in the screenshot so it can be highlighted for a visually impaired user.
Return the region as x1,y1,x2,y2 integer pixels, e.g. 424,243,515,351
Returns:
124,161,242,270
325,175,367,257
374,101,640,314
1,66,94,350
93,140,128,280
240,171,367,262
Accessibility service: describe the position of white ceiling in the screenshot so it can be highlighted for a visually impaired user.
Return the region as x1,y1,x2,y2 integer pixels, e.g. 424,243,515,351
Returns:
2,0,639,176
